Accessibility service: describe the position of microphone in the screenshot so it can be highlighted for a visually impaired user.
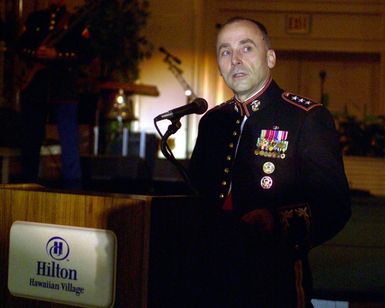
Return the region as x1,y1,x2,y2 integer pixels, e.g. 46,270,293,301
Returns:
154,98,208,121
159,47,182,64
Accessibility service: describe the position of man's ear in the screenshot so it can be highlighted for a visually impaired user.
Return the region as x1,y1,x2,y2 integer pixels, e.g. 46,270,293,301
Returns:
267,49,276,69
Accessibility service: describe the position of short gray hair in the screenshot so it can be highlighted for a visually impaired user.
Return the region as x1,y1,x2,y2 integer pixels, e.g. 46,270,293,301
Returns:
220,17,272,49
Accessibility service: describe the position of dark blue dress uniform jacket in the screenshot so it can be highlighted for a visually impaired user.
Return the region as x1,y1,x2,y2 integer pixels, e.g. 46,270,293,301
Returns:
17,5,92,102
189,79,351,307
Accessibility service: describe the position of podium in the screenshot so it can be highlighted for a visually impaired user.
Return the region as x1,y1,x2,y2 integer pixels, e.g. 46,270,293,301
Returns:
3,186,384,306
0,185,206,307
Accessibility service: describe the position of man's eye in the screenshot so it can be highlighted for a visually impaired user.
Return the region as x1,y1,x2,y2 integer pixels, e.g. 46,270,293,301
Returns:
221,50,231,57
243,46,252,52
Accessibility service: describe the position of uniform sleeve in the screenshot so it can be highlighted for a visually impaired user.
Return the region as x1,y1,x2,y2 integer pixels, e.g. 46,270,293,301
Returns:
189,116,211,195
298,107,351,246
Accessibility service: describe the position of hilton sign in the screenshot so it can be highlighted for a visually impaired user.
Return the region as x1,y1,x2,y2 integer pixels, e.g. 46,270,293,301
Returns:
8,221,117,307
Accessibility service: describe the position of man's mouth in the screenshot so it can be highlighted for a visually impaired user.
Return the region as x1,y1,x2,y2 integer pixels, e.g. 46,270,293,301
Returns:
232,72,247,79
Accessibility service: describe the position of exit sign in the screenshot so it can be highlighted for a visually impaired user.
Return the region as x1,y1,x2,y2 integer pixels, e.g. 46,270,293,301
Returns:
286,14,311,34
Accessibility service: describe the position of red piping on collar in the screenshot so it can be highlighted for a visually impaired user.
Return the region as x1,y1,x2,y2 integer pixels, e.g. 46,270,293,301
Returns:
234,77,272,116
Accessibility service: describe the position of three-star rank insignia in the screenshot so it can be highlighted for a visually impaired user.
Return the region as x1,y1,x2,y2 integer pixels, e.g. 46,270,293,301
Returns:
282,92,321,111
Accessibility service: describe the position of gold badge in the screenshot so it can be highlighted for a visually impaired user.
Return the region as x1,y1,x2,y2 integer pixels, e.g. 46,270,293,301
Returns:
262,162,275,174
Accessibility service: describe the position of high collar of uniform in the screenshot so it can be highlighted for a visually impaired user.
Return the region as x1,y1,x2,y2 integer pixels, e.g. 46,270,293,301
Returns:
233,78,272,117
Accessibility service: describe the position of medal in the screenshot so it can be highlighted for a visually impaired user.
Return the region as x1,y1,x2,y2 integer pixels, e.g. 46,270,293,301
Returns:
256,128,289,159
263,162,275,174
260,176,273,189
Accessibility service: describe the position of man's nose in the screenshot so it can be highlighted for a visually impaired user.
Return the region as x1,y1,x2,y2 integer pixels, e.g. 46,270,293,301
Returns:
231,51,242,65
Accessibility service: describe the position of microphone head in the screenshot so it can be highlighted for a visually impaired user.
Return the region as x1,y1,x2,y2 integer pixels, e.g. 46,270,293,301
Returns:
192,98,208,115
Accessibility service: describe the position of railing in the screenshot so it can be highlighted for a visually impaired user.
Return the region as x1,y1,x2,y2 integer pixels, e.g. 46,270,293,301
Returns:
343,156,385,197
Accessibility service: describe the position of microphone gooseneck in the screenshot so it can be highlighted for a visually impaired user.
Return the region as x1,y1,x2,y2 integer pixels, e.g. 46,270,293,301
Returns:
153,97,208,195
154,98,208,122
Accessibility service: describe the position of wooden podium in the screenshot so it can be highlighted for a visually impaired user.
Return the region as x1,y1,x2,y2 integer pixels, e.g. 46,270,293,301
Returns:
0,185,206,308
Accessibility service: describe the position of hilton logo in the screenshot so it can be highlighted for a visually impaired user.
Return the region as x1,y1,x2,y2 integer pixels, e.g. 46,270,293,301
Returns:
36,236,78,280
46,236,70,261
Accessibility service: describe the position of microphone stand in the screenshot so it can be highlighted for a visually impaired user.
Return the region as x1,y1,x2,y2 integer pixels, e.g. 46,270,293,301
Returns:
155,117,198,195
162,54,197,158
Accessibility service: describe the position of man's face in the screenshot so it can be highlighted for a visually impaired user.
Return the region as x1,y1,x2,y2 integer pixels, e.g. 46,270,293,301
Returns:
216,20,276,101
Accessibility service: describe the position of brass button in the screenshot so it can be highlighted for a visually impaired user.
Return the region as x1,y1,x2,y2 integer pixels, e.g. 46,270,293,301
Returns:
221,181,227,186
224,168,230,173
226,155,231,161
233,131,238,136
229,143,234,148
236,119,241,124
219,193,225,199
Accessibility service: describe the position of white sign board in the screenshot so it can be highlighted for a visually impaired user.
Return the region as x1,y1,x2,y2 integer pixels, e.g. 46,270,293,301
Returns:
8,221,117,307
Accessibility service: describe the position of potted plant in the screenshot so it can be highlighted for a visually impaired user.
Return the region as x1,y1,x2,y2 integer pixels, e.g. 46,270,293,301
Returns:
80,0,152,82
78,0,153,154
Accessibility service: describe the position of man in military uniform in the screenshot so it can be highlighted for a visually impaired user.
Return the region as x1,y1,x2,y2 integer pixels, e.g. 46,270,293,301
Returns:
17,0,92,189
189,17,351,307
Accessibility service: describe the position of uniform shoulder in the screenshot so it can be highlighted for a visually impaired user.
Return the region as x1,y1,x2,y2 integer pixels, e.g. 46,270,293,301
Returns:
205,98,233,114
281,92,322,112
